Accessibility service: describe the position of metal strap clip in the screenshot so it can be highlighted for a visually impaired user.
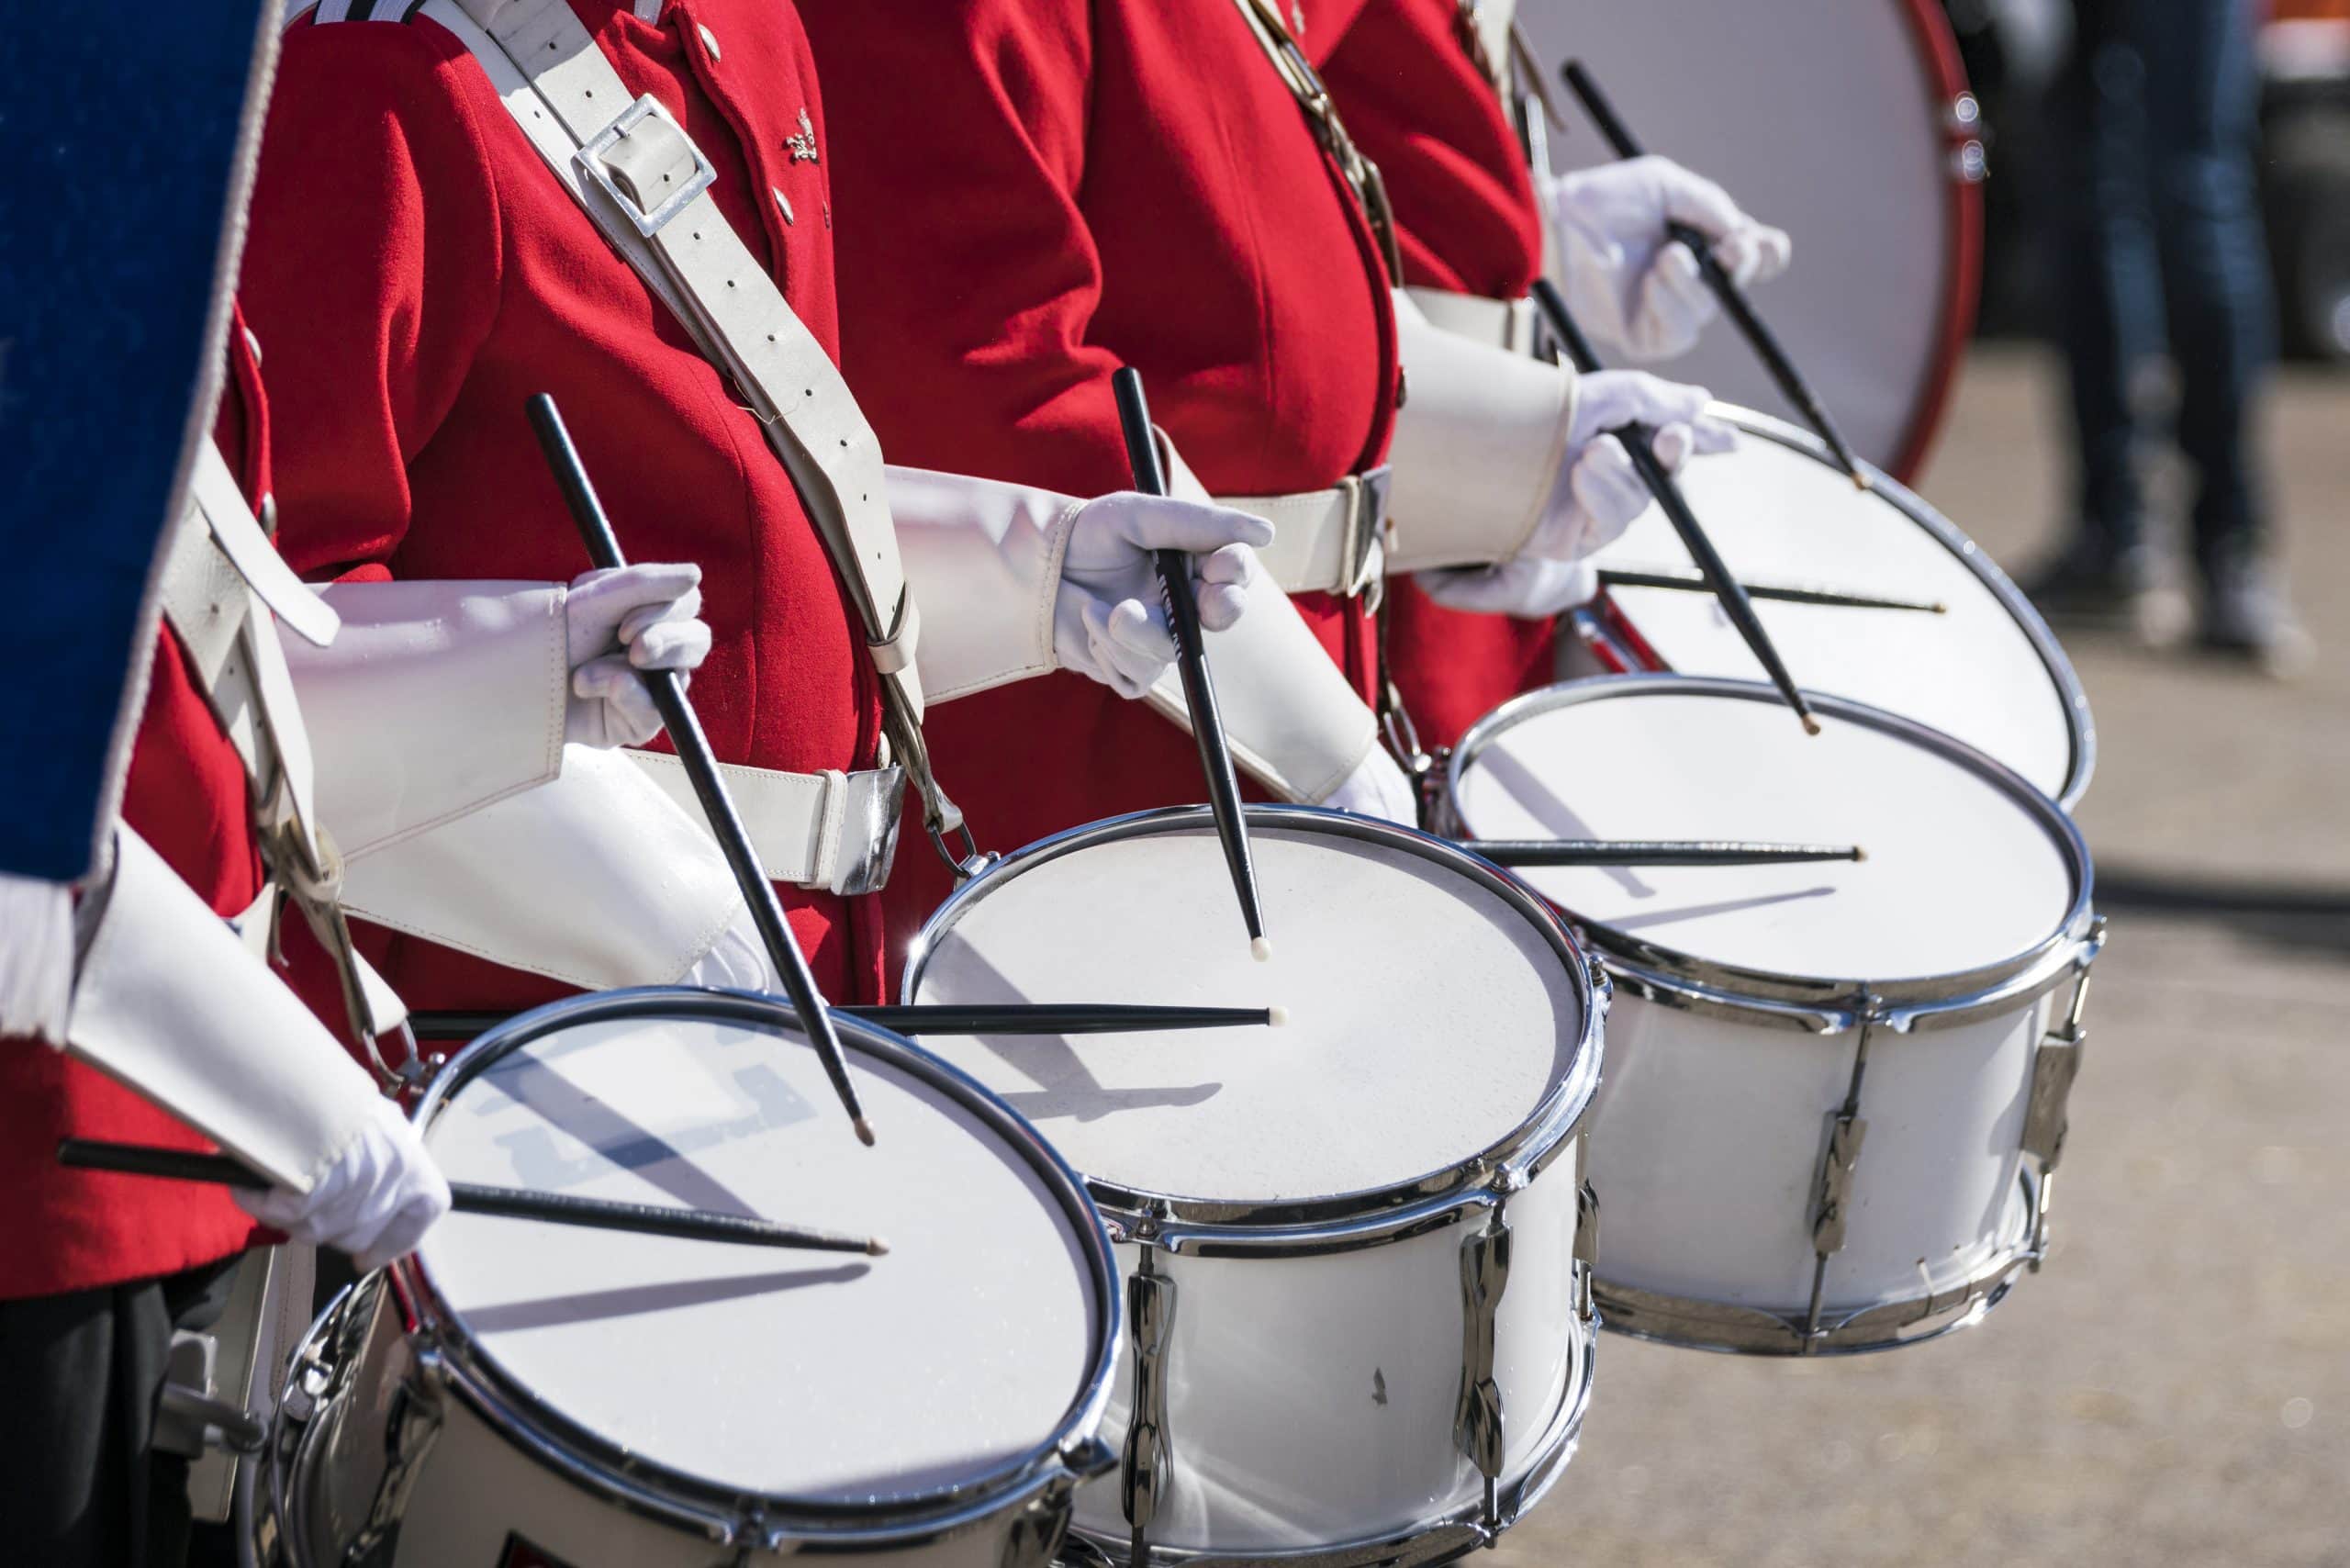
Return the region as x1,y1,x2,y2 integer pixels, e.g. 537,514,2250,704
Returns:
577,94,717,239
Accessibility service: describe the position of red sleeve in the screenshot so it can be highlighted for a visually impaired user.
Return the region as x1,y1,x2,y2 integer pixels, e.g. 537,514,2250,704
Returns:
799,0,1136,498
237,18,506,584
1312,0,1545,299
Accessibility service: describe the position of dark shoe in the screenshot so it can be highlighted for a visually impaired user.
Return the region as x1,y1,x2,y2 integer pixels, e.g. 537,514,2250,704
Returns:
2020,539,2189,645
2199,550,2314,677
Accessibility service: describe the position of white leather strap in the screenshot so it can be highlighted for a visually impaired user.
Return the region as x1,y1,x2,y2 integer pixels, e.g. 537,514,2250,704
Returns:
423,0,959,836
1404,286,1539,356
1217,471,1393,599
626,752,904,897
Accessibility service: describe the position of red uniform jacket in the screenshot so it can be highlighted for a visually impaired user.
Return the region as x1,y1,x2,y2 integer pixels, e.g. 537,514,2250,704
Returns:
241,0,889,1006
1310,0,1561,750
0,324,276,1299
798,0,1402,969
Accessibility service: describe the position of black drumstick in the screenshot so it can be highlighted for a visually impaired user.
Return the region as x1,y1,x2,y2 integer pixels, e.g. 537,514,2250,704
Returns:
525,394,874,1146
1599,568,1944,614
57,1139,888,1256
1110,367,1270,960
1529,280,1819,734
1464,838,1863,868
1560,59,1870,489
405,1004,1280,1041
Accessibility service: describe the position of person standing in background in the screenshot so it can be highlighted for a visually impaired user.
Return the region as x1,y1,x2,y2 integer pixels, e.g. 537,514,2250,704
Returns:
2027,0,2311,671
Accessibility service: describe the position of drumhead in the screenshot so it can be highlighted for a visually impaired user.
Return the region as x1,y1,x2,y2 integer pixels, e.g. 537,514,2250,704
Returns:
1595,408,2092,805
403,992,1113,1511
904,808,1597,1220
1522,0,1979,478
1450,678,2091,999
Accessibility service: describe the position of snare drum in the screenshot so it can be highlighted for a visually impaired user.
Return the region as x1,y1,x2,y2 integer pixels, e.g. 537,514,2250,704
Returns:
903,808,1605,1566
1447,677,2103,1355
1575,408,2095,807
262,991,1120,1567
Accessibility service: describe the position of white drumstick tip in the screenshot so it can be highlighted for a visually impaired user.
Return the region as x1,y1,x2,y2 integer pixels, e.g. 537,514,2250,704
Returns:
1250,935,1273,963
1268,1004,1290,1028
867,1236,891,1257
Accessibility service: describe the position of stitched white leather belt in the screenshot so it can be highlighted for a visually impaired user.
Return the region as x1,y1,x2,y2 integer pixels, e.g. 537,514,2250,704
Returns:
1221,465,1394,598
628,751,904,897
1404,286,1539,356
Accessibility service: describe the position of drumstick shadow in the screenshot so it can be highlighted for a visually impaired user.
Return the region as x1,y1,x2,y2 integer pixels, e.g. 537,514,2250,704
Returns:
1474,747,1657,899
475,1049,768,1219
459,1263,870,1334
918,937,1223,1122
1603,886,1836,930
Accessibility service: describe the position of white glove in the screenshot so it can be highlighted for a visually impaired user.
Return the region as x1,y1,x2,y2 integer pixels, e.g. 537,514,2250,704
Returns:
1416,558,1599,619
1055,493,1273,699
679,906,785,992
0,873,77,1046
235,1092,452,1271
1315,747,1420,824
1528,372,1735,562
564,564,714,748
1544,155,1792,363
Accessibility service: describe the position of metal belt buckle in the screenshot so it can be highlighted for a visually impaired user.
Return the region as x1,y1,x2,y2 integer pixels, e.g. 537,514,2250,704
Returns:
831,766,907,897
578,95,717,239
1340,465,1394,598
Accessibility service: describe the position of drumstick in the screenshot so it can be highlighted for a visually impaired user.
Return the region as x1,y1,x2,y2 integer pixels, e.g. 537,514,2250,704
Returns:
403,1005,1281,1040
56,1139,890,1256
1464,838,1863,868
525,394,874,1147
1110,367,1270,960
1529,280,1820,734
1559,60,1870,490
1599,568,1944,615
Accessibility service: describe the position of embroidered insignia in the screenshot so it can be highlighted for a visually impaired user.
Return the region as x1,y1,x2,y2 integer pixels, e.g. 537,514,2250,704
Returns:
786,107,819,164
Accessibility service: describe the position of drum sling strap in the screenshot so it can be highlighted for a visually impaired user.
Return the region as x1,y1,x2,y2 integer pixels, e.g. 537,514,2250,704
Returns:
420,0,967,856
158,443,411,1080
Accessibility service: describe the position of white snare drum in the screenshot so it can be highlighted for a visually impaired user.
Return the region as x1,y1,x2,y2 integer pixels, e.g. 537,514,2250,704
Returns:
262,991,1120,1567
1446,677,2103,1356
903,808,1605,1566
1522,0,1983,480
1575,407,2095,807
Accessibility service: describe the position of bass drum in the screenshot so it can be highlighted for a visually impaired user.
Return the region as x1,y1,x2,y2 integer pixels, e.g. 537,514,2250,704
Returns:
1571,407,2093,808
1521,0,1984,480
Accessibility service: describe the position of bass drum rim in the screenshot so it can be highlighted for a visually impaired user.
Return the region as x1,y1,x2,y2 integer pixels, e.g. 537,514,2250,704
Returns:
360,988,1123,1549
1600,404,2095,807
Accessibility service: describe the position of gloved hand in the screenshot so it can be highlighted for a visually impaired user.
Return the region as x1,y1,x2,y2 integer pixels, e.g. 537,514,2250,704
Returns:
0,873,76,1046
1315,747,1420,825
680,906,785,993
1417,557,1600,620
564,564,714,748
235,1092,452,1270
1543,155,1792,363
1055,493,1274,699
1526,371,1735,562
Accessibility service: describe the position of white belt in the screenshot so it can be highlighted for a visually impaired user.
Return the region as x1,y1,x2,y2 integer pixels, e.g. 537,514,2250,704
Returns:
1404,286,1539,356
627,752,904,898
1222,465,1394,598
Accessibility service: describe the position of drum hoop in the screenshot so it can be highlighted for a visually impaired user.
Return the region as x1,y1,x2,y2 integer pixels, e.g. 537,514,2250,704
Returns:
1447,675,2098,1025
1612,405,2097,807
1064,1310,1596,1568
1592,1166,2045,1357
386,988,1124,1545
903,805,1606,1237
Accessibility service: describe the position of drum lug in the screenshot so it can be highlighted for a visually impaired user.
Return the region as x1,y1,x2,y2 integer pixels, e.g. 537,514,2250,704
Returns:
1572,1181,1600,1327
2023,930,2100,1171
1120,1252,1177,1567
1453,1202,1512,1532
1583,954,1614,1024
1802,1001,1879,1351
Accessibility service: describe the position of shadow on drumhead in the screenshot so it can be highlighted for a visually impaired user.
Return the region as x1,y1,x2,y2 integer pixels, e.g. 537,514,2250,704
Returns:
460,1262,873,1334
1603,884,1838,932
1476,745,1657,898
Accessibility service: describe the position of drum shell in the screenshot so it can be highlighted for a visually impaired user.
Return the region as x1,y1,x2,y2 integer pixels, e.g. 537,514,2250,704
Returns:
1589,991,2044,1314
1070,1142,1594,1557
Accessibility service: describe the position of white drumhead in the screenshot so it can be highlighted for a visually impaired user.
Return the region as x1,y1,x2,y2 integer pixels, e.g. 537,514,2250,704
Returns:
1524,0,1972,476
415,1011,1102,1502
909,819,1585,1205
1596,420,2082,801
1454,686,2079,983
